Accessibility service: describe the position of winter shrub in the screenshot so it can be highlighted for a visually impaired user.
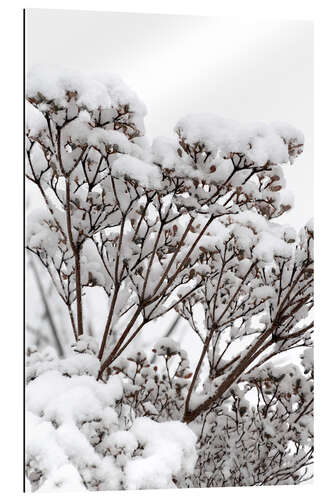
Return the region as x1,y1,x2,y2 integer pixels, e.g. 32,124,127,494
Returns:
25,66,313,490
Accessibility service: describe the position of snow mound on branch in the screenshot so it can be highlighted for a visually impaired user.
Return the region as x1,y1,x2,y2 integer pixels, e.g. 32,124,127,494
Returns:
25,101,47,136
125,418,197,489
26,412,87,492
88,128,134,154
26,65,146,134
153,338,180,356
112,154,163,190
176,113,304,166
253,232,291,262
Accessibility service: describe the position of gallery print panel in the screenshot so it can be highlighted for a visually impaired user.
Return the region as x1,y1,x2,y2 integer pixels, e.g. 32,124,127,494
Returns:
24,8,313,492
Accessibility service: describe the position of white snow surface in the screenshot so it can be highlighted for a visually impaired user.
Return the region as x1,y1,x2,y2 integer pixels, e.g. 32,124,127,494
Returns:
175,113,304,166
125,418,197,489
112,154,163,190
27,65,147,116
26,65,147,134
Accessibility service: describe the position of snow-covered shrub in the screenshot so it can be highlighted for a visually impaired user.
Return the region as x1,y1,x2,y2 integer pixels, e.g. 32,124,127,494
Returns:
25,339,197,491
109,341,313,487
25,66,313,490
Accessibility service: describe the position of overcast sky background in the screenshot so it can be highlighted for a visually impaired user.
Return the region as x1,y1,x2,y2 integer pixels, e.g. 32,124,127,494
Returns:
26,8,313,230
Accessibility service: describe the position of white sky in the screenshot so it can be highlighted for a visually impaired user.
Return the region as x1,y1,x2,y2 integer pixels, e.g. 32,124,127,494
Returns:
26,8,313,230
